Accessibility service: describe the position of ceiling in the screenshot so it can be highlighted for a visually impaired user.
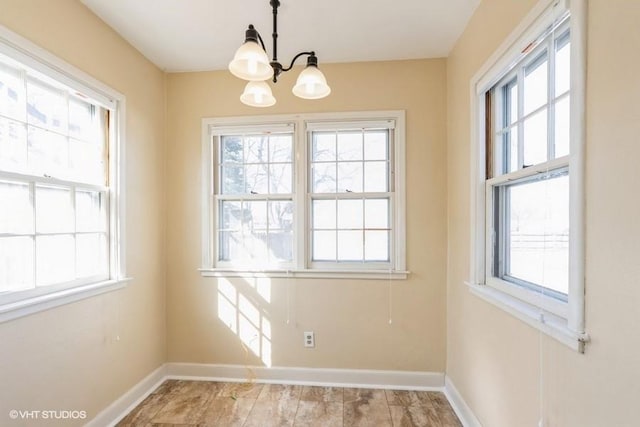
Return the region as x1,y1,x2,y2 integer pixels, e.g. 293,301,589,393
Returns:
82,0,480,72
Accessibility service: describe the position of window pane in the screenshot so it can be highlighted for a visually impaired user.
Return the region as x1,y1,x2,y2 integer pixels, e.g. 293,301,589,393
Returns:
244,201,267,230
364,199,389,229
312,132,336,161
36,234,74,286
219,230,242,261
69,98,96,141
0,236,34,292
269,163,292,194
35,185,73,233
365,230,389,261
70,137,105,185
76,233,108,278
337,131,363,161
76,190,106,232
506,173,569,294
337,230,363,261
312,163,336,193
523,108,547,166
268,232,292,262
221,136,243,163
268,200,293,231
506,81,518,126
220,201,241,230
555,34,570,96
364,161,388,192
245,164,268,194
337,161,363,192
313,230,336,261
505,126,519,172
27,78,67,133
524,52,548,115
312,199,336,229
0,61,26,121
245,136,268,164
0,180,32,234
28,126,68,177
337,199,363,229
0,117,27,173
269,134,292,163
364,131,388,160
554,96,570,158
221,165,244,194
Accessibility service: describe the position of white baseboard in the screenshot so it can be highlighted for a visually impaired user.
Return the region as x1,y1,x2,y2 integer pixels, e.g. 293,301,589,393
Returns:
85,365,167,427
166,363,444,391
444,375,483,427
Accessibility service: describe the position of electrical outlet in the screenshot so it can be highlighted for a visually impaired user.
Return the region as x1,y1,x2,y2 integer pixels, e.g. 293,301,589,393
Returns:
304,331,315,348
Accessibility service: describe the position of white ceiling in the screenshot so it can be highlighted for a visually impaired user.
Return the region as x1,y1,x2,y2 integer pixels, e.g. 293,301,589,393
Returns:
82,0,480,72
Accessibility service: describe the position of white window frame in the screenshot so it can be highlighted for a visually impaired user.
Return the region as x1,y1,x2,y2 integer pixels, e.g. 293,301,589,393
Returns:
0,25,129,323
466,0,588,352
200,111,408,280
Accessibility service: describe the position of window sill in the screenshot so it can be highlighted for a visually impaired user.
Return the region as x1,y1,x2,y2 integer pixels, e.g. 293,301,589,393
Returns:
465,281,589,353
0,278,132,324
200,268,409,280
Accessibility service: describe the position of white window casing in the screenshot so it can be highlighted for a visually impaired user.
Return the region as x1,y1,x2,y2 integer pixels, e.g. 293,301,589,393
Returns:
466,0,588,352
200,111,408,280
0,24,129,323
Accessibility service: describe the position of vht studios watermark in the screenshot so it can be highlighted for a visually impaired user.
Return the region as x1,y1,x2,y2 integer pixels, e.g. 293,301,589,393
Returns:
8,410,87,420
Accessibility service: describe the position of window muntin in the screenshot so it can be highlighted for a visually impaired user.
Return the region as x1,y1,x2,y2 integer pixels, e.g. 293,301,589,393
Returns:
0,49,110,297
215,131,294,268
204,113,405,276
309,128,393,266
487,20,570,298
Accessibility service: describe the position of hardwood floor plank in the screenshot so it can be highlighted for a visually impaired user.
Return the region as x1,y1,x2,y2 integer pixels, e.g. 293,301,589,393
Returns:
257,384,303,401
300,386,344,402
242,399,298,427
150,392,211,424
219,382,264,399
293,401,342,427
198,396,254,427
344,398,393,427
343,387,387,403
116,393,169,426
389,405,443,427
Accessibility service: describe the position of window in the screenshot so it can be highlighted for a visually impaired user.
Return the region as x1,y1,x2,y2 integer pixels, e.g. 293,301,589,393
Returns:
487,20,571,302
202,112,406,279
0,25,126,322
468,0,588,351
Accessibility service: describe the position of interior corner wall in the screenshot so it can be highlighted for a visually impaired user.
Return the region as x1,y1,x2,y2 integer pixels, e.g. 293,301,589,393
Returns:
165,59,448,372
446,0,640,426
0,1,167,425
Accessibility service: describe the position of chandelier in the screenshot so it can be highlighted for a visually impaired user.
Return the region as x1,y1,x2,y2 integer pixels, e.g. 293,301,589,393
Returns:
228,0,331,107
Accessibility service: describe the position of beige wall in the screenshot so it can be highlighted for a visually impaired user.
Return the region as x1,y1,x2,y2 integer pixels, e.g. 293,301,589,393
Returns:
446,1,640,426
165,59,448,372
0,0,166,425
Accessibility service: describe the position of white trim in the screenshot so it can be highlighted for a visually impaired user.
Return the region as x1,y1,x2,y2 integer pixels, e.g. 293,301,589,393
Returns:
0,24,122,108
305,119,396,131
85,365,167,427
166,363,443,390
466,281,587,352
467,0,587,352
199,268,409,280
444,376,483,427
0,278,131,323
0,24,128,322
567,0,587,334
201,110,407,277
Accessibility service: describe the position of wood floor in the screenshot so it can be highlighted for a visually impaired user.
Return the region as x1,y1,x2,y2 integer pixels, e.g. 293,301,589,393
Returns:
116,380,463,427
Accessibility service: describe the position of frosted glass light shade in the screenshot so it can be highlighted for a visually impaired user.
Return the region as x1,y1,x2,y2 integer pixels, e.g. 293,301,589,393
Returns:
240,81,276,107
228,41,273,81
292,65,331,99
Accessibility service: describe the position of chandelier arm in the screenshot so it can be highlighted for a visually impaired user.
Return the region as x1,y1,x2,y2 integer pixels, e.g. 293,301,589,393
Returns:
281,51,315,72
255,30,267,52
